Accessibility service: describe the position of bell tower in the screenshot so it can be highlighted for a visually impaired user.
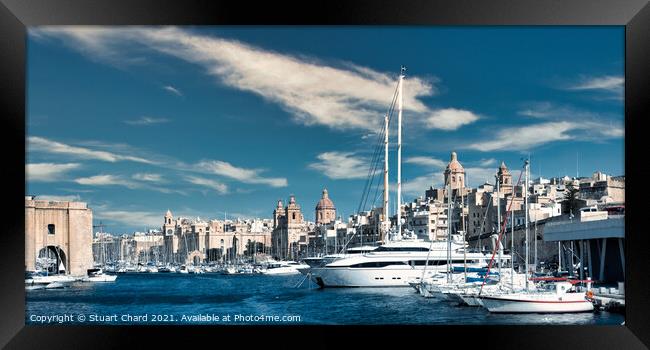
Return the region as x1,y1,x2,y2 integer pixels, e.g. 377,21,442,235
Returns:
444,151,466,190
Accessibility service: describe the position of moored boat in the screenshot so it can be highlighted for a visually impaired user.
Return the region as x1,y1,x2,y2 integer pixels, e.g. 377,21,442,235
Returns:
479,281,594,313
82,268,118,282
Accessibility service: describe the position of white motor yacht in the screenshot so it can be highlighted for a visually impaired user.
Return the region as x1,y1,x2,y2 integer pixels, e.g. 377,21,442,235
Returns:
309,238,501,288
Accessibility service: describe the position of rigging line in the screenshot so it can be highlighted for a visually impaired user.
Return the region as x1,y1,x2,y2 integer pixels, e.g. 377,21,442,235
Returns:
420,170,453,281
357,127,386,214
355,83,399,214
479,164,525,295
447,183,459,270
362,86,400,212
368,98,399,210
356,111,389,213
475,191,494,250
344,77,400,253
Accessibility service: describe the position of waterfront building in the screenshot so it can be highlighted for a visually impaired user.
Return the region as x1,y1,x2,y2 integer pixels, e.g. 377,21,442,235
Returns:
132,231,165,263
25,196,93,275
403,197,448,241
578,171,625,204
161,210,272,264
271,195,310,259
310,219,348,255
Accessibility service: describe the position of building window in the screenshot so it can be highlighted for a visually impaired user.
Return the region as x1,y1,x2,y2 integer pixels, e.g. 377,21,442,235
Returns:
47,224,55,235
292,213,296,220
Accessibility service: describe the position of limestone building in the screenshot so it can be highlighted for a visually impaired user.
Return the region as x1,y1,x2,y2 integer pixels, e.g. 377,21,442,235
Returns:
162,210,272,264
25,196,94,275
315,188,336,226
271,195,310,259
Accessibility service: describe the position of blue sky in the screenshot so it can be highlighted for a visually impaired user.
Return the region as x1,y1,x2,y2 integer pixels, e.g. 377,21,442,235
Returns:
26,26,624,234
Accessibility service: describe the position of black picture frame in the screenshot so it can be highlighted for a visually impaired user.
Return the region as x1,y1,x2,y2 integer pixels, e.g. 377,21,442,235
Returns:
1,0,648,348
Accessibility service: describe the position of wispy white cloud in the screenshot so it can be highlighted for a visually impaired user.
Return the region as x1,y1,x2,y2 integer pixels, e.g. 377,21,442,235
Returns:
196,160,287,187
401,173,442,197
33,26,480,132
424,108,480,131
404,156,447,169
466,119,623,152
132,173,164,182
559,75,624,100
124,116,171,125
74,174,140,188
566,75,623,92
74,174,184,195
308,152,370,180
28,136,155,164
467,102,624,152
518,102,596,120
26,163,81,182
163,85,182,96
466,122,576,152
465,167,498,186
94,208,163,228
184,175,228,194
478,158,497,167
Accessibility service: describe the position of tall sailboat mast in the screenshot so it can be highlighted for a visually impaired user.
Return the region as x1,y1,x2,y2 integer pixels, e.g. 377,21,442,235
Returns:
496,173,501,278
383,112,389,243
524,159,530,290
396,66,405,239
447,176,453,283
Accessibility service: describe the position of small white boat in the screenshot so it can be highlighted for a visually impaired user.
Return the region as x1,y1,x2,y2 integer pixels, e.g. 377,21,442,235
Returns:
178,265,189,274
30,274,77,285
25,284,46,290
479,281,594,313
82,268,118,282
45,282,67,289
260,261,310,275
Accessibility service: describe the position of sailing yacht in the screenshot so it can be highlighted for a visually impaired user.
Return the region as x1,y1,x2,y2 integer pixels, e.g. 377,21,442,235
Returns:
479,281,594,313
476,159,594,313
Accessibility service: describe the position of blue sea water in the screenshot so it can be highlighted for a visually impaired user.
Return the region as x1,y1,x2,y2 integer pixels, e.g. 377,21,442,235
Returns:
25,273,624,325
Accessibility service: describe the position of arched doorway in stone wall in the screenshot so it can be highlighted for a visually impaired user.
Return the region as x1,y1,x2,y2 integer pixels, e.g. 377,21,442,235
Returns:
37,246,67,274
186,250,204,265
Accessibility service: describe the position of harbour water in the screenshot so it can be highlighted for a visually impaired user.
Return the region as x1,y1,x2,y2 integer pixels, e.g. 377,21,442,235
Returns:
26,273,624,325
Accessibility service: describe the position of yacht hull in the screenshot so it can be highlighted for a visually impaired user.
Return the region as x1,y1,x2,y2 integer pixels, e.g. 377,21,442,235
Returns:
83,275,118,282
479,294,594,313
309,266,443,288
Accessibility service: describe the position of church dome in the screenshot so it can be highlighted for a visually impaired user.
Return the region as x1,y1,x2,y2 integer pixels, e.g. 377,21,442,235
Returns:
446,151,464,172
316,189,335,210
